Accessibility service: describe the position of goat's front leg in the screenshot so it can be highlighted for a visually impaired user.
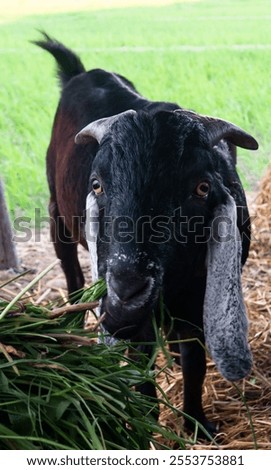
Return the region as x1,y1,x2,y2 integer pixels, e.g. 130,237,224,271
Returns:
49,199,84,298
181,340,217,437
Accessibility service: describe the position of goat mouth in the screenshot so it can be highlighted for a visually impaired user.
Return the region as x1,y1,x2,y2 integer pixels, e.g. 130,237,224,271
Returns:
101,309,140,339
99,273,161,340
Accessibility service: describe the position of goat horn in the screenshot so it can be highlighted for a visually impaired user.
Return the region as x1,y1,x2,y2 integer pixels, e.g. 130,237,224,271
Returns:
75,109,136,145
174,109,259,151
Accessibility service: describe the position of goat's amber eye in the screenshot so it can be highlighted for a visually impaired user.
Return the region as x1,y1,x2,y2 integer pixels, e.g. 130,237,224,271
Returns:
92,179,103,195
195,182,210,198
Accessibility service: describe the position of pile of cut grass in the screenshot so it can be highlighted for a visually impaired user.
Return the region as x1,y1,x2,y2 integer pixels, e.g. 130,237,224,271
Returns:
0,276,188,450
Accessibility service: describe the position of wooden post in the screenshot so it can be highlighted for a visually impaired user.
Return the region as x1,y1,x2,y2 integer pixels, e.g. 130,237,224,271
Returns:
0,179,19,270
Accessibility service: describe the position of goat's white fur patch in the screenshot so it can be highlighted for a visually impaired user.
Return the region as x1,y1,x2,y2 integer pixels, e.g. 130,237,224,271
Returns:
203,193,252,381
85,192,99,283
85,193,119,346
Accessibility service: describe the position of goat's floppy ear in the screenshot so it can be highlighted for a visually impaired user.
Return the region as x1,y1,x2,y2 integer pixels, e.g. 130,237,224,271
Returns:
75,109,136,145
203,193,253,381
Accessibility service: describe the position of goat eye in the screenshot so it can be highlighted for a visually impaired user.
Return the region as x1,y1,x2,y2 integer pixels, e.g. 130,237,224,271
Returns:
92,179,103,195
195,182,210,198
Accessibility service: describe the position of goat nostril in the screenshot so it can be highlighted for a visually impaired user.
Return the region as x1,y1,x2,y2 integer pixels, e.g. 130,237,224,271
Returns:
109,276,151,302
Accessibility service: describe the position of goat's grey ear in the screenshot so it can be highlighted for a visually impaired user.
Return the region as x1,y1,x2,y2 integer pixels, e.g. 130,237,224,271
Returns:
203,193,253,381
75,109,136,145
174,109,258,150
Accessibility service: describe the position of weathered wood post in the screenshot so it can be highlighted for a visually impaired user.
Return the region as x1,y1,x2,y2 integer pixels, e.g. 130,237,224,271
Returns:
0,179,19,270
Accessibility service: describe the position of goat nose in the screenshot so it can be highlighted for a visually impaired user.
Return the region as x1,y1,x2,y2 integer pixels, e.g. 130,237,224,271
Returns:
109,275,151,303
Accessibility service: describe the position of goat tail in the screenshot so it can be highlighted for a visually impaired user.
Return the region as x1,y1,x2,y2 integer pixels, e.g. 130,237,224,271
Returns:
33,31,85,87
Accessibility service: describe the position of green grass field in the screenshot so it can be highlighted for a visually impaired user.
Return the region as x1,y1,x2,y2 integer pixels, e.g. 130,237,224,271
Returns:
1,0,270,219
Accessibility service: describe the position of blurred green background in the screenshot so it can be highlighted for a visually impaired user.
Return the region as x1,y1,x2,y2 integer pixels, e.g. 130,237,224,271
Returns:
1,0,270,219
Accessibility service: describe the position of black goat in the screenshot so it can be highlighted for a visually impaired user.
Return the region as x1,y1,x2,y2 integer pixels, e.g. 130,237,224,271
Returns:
35,33,258,436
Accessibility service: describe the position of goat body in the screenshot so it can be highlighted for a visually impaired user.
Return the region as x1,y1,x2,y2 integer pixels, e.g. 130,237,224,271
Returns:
35,34,258,436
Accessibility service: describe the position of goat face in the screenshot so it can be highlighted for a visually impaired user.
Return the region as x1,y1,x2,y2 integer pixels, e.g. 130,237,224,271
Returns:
77,108,257,380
